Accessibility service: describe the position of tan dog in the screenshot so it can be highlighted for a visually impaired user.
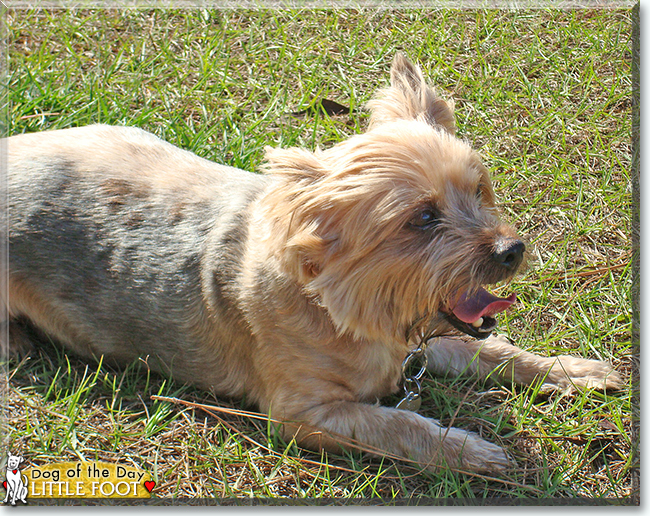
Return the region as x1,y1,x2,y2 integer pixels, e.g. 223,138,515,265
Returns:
3,54,622,473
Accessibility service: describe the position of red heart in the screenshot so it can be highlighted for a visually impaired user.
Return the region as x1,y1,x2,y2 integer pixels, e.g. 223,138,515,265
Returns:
143,480,155,493
12,470,17,475
2,480,6,490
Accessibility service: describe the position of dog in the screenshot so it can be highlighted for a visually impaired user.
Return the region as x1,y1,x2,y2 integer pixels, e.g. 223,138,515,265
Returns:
3,452,28,505
2,54,622,474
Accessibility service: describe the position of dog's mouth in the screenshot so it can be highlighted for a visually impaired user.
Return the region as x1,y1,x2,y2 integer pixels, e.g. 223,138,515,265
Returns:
442,288,517,339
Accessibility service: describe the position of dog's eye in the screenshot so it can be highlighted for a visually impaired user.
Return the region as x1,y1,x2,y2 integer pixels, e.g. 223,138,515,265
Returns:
409,208,440,229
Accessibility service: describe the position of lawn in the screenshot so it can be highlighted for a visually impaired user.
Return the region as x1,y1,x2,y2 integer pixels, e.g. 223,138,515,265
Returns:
2,6,638,503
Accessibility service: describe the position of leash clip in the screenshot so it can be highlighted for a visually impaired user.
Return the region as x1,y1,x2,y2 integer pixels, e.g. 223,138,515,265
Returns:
396,333,429,412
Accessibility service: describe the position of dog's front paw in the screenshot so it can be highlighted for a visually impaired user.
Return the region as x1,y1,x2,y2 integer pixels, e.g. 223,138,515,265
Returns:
436,426,511,474
541,355,624,393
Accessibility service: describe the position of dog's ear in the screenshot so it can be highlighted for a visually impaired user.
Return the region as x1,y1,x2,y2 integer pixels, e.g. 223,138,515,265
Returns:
262,146,326,183
367,53,456,134
261,146,333,282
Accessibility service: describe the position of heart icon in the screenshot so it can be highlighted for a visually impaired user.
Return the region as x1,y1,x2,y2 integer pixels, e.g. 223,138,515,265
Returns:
143,480,155,493
2,480,6,490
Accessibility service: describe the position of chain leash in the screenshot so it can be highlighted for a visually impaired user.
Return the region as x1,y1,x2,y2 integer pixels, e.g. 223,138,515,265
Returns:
395,332,430,412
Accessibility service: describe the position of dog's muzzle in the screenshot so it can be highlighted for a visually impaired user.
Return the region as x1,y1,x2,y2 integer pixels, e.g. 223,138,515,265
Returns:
441,238,525,339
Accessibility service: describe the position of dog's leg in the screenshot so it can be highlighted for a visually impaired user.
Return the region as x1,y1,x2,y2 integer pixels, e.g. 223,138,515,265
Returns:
279,400,510,474
1,319,38,360
426,334,623,392
18,478,28,504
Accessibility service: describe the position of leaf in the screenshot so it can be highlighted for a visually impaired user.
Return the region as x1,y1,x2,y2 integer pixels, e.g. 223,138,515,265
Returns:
291,98,354,118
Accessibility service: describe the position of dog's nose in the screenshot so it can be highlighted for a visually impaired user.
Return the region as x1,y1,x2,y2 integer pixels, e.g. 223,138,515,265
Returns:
492,238,525,270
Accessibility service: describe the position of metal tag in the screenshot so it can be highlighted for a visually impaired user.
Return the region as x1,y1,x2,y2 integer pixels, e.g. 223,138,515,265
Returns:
395,327,431,413
396,393,421,412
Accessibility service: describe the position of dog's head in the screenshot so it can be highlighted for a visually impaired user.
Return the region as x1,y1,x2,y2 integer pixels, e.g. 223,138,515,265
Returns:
6,454,23,470
262,53,526,343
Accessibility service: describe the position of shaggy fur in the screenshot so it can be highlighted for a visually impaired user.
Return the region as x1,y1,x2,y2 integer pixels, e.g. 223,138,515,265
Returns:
2,54,622,473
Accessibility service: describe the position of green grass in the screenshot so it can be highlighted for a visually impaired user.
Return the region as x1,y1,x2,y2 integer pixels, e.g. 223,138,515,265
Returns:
2,7,637,503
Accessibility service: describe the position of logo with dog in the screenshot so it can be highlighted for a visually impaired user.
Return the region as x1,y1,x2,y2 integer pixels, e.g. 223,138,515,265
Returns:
3,452,28,505
2,451,155,501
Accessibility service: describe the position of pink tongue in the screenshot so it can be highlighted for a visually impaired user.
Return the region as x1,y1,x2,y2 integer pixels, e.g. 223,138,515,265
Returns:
451,288,516,324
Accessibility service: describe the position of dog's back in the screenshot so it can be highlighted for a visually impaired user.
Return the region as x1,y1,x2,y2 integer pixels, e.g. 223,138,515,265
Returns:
5,125,270,392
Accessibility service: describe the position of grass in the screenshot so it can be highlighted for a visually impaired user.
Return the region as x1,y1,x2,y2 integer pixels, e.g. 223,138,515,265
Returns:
2,7,637,503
